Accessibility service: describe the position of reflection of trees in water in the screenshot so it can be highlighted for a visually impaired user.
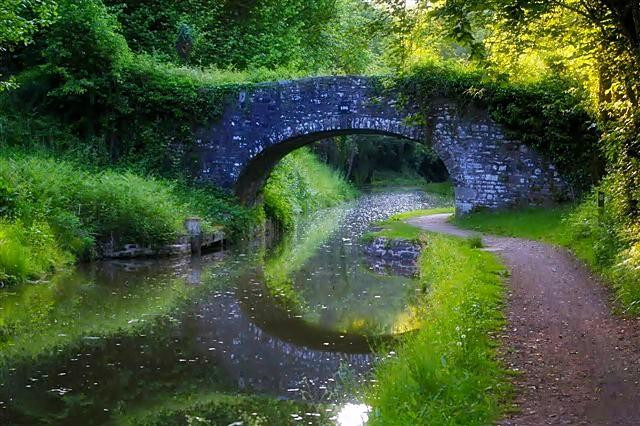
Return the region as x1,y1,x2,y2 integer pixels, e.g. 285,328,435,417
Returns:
259,190,435,336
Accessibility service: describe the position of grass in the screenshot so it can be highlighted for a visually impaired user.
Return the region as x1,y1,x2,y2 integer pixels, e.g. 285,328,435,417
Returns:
0,220,74,284
454,206,596,275
0,149,265,285
369,170,454,198
424,181,455,198
389,207,455,221
369,170,429,188
363,207,454,242
365,220,425,242
0,146,354,286
367,231,510,425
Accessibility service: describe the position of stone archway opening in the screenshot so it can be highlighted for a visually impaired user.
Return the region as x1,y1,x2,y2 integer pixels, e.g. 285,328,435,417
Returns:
234,128,442,205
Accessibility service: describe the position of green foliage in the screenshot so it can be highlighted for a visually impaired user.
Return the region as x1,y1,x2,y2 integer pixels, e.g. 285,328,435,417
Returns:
0,0,58,91
0,150,261,285
171,183,262,241
0,0,58,47
1,151,185,249
424,181,454,198
314,134,449,186
0,219,73,285
24,0,130,129
104,0,338,71
263,148,356,230
367,231,510,424
391,61,602,192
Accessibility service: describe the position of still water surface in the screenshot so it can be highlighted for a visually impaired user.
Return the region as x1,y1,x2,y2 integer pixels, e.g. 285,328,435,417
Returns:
0,189,445,424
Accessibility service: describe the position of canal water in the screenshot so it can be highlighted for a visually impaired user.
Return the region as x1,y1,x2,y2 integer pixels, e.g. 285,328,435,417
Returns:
0,189,447,425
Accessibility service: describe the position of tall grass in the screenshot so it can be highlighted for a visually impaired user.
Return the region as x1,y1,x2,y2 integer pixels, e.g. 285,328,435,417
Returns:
0,220,74,284
0,150,262,285
367,233,510,425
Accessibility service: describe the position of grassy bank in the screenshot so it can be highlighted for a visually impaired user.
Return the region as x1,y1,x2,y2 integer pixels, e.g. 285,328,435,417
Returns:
0,150,264,286
454,202,640,314
364,207,455,241
366,230,510,424
264,147,356,230
369,170,454,197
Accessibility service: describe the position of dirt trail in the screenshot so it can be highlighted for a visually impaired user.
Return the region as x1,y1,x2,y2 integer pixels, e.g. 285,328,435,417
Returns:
406,214,640,426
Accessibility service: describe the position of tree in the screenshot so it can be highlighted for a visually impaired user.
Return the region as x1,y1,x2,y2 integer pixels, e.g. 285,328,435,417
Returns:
1,0,58,90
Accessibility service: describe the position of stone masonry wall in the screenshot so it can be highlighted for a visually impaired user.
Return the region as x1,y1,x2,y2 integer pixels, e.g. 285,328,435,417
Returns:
193,76,568,213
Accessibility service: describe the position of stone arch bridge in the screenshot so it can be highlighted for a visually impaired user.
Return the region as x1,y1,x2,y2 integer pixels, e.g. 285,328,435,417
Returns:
193,76,567,213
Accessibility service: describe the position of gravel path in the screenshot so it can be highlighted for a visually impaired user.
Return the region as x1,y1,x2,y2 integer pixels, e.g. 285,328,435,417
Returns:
407,213,640,425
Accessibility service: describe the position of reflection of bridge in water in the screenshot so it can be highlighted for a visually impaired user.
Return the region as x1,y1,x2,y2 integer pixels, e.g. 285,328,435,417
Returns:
190,289,376,401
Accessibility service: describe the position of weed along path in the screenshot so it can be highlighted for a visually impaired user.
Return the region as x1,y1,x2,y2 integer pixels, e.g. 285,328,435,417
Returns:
406,213,640,426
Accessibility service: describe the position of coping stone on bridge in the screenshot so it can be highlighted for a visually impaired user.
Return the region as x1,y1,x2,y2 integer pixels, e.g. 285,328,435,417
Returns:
193,76,568,214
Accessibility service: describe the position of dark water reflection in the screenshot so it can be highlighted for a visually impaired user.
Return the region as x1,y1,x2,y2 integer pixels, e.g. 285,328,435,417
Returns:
0,189,445,424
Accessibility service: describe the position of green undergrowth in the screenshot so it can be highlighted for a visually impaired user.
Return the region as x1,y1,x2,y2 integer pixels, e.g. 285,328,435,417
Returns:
455,200,640,314
264,147,356,230
369,170,455,199
424,181,455,198
367,231,510,424
0,149,261,286
369,170,429,188
0,145,355,288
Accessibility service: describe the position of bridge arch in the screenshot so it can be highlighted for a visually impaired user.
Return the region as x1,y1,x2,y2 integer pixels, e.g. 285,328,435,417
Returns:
194,76,567,213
